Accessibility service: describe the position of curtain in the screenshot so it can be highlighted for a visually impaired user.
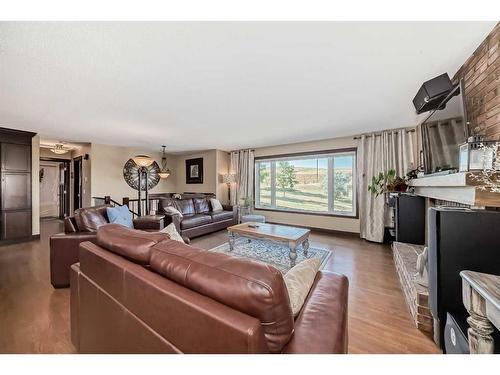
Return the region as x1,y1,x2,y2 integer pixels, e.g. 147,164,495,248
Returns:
358,128,416,242
229,149,255,206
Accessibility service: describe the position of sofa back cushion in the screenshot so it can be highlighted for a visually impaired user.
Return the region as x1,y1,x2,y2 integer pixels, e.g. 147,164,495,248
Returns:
97,224,170,265
193,198,210,214
149,240,294,353
175,199,195,215
74,205,110,232
159,197,195,216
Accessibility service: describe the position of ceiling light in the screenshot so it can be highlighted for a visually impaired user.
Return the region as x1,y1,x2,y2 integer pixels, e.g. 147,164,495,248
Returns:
158,146,171,179
50,144,69,155
132,155,154,167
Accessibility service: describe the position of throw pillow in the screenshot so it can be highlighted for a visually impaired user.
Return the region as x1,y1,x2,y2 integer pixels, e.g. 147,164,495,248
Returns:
163,206,183,219
160,223,184,243
106,205,134,229
284,258,321,317
210,198,223,212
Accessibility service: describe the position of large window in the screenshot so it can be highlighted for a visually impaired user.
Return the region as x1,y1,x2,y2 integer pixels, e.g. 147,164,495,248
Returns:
254,150,356,216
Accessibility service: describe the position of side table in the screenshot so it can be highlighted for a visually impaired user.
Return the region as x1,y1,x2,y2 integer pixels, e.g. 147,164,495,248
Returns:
133,214,166,231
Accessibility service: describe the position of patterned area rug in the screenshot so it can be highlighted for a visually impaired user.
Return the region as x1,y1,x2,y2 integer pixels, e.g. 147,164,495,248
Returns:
209,237,332,273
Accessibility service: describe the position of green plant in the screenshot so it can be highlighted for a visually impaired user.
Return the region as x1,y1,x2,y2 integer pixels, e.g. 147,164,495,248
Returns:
259,164,269,184
277,161,298,196
367,169,407,197
239,196,253,207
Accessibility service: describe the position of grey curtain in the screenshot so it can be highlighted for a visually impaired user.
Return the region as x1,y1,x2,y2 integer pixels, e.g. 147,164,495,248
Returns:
358,128,416,242
229,149,254,206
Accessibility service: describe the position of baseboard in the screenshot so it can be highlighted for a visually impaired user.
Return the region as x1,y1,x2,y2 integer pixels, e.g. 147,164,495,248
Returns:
0,234,40,246
266,221,359,237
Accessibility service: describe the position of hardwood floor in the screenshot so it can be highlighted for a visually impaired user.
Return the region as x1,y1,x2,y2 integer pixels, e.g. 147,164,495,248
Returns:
0,219,440,354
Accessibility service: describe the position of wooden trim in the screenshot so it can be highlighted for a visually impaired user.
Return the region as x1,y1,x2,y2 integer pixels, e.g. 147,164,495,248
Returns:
254,206,358,219
266,221,359,237
254,147,359,217
254,147,357,161
0,234,40,246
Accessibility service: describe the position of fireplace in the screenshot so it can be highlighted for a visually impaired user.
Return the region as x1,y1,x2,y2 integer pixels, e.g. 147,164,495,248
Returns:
427,207,500,353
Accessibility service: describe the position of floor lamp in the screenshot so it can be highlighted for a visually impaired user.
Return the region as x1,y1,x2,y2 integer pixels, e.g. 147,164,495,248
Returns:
133,155,154,216
222,173,236,203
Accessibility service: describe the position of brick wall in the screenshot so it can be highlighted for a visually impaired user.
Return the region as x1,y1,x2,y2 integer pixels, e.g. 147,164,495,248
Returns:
454,22,500,139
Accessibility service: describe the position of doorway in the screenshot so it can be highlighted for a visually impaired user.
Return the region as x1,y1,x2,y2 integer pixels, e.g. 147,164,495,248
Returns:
73,156,83,210
39,158,70,219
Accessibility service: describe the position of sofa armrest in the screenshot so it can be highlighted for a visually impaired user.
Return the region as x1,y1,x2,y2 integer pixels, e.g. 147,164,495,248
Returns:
282,271,349,354
161,211,182,234
50,232,98,288
222,204,238,220
133,215,166,231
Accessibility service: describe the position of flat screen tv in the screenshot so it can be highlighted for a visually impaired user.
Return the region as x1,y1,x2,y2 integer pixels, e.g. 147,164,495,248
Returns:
421,80,468,174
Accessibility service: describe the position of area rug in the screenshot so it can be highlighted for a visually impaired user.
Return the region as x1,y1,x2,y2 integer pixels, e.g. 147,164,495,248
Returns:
209,237,332,273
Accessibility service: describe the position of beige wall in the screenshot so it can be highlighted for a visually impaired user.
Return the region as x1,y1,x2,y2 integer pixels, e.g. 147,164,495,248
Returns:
90,143,177,204
32,135,40,235
216,150,231,204
252,135,360,233
174,150,218,195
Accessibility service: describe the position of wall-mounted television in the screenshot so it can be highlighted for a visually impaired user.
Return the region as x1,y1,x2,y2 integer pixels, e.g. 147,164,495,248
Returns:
421,80,469,175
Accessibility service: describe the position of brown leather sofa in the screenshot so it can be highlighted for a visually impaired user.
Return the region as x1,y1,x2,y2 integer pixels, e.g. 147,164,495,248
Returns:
50,205,188,288
159,194,237,239
70,224,349,354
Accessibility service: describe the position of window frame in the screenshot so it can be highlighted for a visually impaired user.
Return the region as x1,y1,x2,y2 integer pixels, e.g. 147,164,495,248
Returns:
254,148,358,218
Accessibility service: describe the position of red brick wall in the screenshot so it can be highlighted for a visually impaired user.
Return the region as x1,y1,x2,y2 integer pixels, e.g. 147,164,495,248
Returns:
454,22,500,139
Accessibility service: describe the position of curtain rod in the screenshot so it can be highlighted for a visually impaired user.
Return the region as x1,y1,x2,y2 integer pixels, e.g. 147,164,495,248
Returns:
228,149,255,154
353,128,415,140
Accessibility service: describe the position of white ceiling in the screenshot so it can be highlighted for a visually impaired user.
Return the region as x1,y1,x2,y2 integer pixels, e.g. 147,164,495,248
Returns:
0,22,495,152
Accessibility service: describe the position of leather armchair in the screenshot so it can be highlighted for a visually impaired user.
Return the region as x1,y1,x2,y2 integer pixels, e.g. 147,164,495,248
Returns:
50,205,188,288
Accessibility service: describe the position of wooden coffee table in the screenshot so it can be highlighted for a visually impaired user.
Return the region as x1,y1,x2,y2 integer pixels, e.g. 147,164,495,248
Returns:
227,222,310,266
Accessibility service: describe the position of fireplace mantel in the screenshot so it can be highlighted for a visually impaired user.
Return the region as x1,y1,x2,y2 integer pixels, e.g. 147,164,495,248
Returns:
408,171,500,207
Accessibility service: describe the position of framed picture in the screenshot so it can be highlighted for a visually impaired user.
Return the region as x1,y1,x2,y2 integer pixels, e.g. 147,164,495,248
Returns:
186,158,204,184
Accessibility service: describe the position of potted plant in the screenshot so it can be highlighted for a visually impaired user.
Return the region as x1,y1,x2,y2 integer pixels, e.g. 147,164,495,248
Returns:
238,196,254,216
367,169,408,197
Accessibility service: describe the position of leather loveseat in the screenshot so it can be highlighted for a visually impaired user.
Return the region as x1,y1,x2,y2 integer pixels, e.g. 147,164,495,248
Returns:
70,224,349,354
49,205,187,288
159,194,237,239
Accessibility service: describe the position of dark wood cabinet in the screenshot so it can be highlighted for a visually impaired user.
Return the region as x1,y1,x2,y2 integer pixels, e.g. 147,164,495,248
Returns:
0,128,35,244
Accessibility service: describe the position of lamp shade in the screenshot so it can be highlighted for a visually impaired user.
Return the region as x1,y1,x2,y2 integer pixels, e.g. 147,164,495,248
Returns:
222,173,236,184
158,170,171,179
132,155,154,167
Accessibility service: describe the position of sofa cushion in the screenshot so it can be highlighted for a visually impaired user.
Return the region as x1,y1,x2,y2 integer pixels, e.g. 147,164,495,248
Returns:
96,224,170,265
163,206,183,219
74,205,110,232
175,199,195,215
149,240,294,353
284,258,321,317
180,214,212,229
193,198,210,214
209,198,223,212
106,205,134,228
158,197,195,215
210,211,234,223
160,223,185,243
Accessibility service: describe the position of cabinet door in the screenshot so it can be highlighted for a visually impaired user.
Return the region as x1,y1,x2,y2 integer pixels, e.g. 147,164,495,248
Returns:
1,173,31,210
1,210,32,239
1,143,31,172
